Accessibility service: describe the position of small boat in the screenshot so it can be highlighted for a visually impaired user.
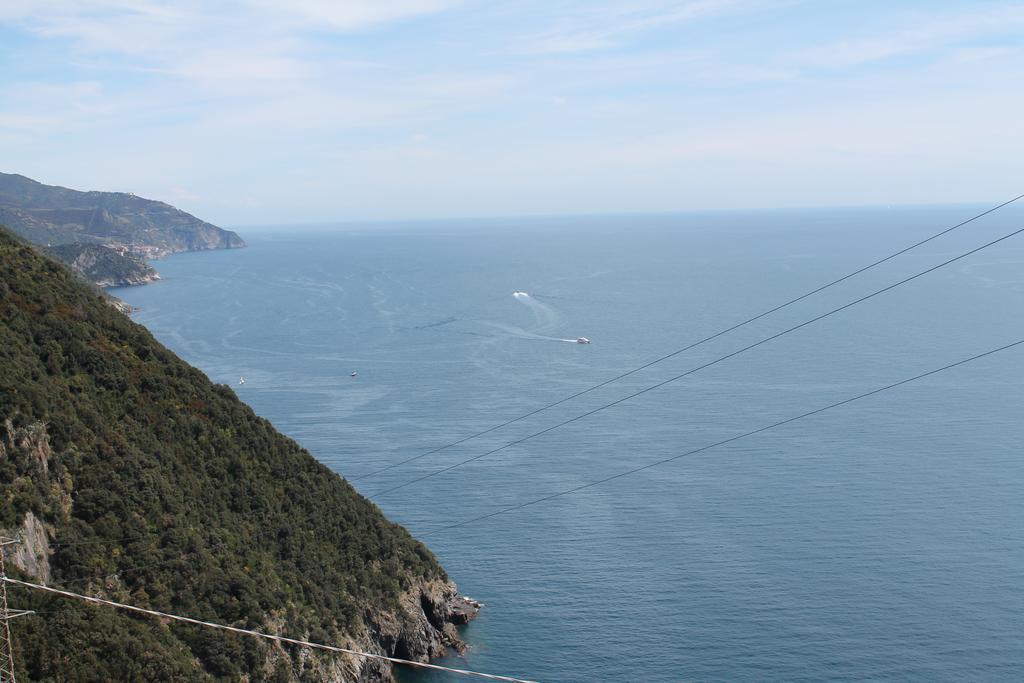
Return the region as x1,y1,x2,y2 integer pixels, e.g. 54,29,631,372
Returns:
512,290,528,297
350,371,358,377
576,337,590,344
238,377,245,385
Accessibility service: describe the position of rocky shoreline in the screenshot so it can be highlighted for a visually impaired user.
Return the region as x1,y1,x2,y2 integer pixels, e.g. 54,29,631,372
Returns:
1,418,482,683
2,520,480,683
346,580,481,682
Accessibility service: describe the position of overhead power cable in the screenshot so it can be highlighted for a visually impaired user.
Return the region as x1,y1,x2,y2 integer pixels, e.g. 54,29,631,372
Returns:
368,223,1024,499
2,577,538,683
50,535,159,549
61,544,229,587
350,194,1024,482
419,337,1024,537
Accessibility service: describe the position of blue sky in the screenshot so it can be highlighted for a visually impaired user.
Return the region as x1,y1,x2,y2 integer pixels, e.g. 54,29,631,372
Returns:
1,1,1023,224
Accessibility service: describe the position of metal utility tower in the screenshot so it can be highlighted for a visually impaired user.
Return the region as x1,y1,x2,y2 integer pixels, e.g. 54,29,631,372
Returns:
0,538,34,683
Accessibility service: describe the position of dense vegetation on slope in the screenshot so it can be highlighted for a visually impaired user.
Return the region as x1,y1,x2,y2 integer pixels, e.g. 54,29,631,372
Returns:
47,243,159,287
0,172,245,255
0,227,446,680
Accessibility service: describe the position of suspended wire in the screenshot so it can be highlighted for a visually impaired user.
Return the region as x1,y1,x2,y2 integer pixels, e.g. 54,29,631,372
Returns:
368,223,1024,499
30,206,1024,629
14,204,1023,683
47,533,223,568
60,558,186,588
50,535,161,549
419,337,1024,537
3,577,539,683
349,194,1024,482
42,201,1024,557
59,544,228,587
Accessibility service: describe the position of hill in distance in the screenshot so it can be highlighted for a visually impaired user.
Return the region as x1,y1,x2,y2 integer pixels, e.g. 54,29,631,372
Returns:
0,226,478,682
0,172,244,287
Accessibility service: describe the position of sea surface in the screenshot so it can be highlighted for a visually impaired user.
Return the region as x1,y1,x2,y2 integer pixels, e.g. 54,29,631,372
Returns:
112,207,1024,682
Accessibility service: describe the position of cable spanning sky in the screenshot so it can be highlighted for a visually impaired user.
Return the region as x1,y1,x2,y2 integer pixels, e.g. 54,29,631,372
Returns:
1,1,1023,224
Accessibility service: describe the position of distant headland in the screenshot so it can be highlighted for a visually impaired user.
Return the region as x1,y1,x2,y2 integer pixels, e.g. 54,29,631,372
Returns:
0,171,244,288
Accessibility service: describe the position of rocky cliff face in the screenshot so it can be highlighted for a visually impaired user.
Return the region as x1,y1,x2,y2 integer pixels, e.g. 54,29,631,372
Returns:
48,243,160,287
297,578,479,682
0,419,68,586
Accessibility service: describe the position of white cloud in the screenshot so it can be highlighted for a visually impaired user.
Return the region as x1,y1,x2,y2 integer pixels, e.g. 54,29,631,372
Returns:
509,0,768,55
160,52,311,87
243,0,465,30
3,0,1024,221
0,0,496,138
791,5,1024,69
1,0,464,83
2,0,462,33
0,113,68,132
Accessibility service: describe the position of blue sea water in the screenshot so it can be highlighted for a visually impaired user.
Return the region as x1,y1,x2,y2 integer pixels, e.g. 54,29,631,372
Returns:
112,207,1024,682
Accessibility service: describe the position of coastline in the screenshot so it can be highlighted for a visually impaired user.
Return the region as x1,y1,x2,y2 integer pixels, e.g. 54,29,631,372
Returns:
93,234,485,679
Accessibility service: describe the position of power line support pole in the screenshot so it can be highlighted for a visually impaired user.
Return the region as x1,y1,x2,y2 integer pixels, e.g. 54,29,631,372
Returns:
0,538,34,683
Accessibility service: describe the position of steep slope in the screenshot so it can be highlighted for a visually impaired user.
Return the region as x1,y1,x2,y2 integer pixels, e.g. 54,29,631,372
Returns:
0,172,245,257
47,243,160,287
0,227,475,681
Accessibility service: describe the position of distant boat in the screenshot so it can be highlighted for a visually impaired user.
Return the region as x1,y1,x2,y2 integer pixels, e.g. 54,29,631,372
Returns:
238,377,245,384
512,290,528,296
350,371,358,377
576,337,590,344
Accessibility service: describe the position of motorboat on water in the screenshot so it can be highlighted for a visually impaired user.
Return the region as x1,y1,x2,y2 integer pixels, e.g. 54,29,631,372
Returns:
350,371,358,377
576,337,591,344
512,290,528,297
238,377,245,385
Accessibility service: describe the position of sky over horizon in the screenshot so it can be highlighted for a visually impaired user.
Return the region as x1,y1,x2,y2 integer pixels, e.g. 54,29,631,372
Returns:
1,0,1023,225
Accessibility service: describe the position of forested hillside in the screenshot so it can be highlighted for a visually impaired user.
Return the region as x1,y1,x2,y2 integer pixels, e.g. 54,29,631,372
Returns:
0,227,472,681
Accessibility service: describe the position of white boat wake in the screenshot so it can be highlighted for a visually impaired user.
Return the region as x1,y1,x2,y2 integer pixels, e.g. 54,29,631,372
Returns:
486,323,581,343
502,291,588,343
511,290,563,331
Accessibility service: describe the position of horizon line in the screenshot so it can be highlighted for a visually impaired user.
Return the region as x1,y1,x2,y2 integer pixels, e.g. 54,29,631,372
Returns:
226,199,1011,231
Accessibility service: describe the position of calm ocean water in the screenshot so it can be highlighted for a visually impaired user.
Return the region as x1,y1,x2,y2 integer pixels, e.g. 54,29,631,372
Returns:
113,207,1024,682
